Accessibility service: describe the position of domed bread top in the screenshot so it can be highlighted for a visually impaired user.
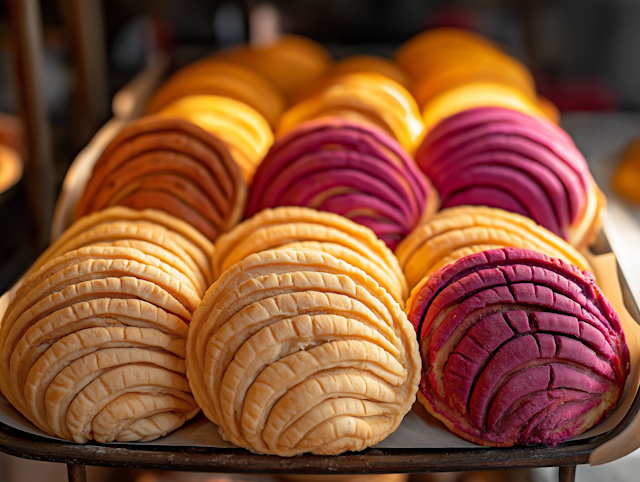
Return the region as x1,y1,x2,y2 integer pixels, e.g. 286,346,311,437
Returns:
247,118,437,249
76,117,247,241
213,206,407,302
216,34,332,101
0,226,200,443
147,59,285,128
406,247,628,447
396,205,592,292
415,106,604,249
35,207,214,291
278,73,425,154
186,247,420,455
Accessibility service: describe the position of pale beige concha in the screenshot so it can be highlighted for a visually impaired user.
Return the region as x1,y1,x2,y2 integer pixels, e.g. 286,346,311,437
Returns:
395,205,592,293
211,206,407,303
30,206,215,293
187,247,419,456
0,243,200,443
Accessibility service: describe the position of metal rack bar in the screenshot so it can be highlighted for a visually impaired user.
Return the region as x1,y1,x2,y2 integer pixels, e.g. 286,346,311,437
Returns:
6,0,55,252
61,0,109,147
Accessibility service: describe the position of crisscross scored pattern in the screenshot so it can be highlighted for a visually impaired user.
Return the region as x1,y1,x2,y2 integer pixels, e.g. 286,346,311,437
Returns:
406,247,629,447
187,248,420,455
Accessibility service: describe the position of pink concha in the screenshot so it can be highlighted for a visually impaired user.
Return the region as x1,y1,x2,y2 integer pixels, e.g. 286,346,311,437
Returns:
247,117,436,248
415,107,598,245
406,247,629,447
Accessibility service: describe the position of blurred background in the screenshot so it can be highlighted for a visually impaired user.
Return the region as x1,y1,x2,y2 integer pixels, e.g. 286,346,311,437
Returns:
1,0,640,481
3,0,640,293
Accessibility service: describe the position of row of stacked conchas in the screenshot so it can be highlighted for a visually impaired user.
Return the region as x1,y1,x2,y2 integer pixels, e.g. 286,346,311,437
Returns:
0,28,629,455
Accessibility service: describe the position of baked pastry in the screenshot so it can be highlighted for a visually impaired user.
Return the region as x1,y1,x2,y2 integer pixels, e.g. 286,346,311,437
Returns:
612,136,640,204
186,248,420,455
213,206,407,303
406,247,629,447
0,144,22,195
146,59,285,128
76,117,246,242
217,34,332,101
278,73,425,154
396,205,592,292
36,206,214,293
0,210,206,442
415,106,605,249
395,28,534,100
321,55,410,90
395,28,559,124
157,95,273,181
247,117,437,249
396,28,501,80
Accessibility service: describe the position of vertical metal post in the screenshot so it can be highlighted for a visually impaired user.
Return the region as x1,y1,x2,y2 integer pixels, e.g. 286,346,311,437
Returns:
7,0,56,252
67,463,87,482
521,0,540,75
559,465,576,482
61,0,109,146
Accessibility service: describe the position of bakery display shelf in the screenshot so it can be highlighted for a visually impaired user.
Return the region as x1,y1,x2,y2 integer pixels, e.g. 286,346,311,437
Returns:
0,231,637,482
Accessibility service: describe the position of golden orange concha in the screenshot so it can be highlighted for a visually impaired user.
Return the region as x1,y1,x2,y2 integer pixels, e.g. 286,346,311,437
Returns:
410,51,536,109
395,27,498,78
216,34,332,101
157,95,273,182
278,73,425,154
146,59,285,128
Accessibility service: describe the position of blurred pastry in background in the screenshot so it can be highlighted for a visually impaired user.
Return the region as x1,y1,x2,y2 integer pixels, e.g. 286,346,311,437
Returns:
0,144,22,196
217,34,332,101
612,136,640,204
322,55,411,90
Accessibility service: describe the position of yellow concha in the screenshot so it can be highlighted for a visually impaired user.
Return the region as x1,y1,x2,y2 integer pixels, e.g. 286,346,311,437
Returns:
411,53,536,110
279,73,424,153
395,27,498,77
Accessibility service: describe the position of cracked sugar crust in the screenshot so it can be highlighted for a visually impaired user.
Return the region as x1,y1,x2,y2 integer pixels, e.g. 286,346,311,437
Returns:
406,247,628,447
187,247,419,456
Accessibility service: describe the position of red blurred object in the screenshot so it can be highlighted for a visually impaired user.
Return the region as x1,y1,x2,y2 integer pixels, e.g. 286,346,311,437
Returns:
423,7,477,32
538,77,619,112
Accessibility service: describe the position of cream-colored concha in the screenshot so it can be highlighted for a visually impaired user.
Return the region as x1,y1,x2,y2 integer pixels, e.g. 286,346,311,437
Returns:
187,247,420,456
0,228,203,443
35,207,215,294
396,205,592,293
212,206,407,304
